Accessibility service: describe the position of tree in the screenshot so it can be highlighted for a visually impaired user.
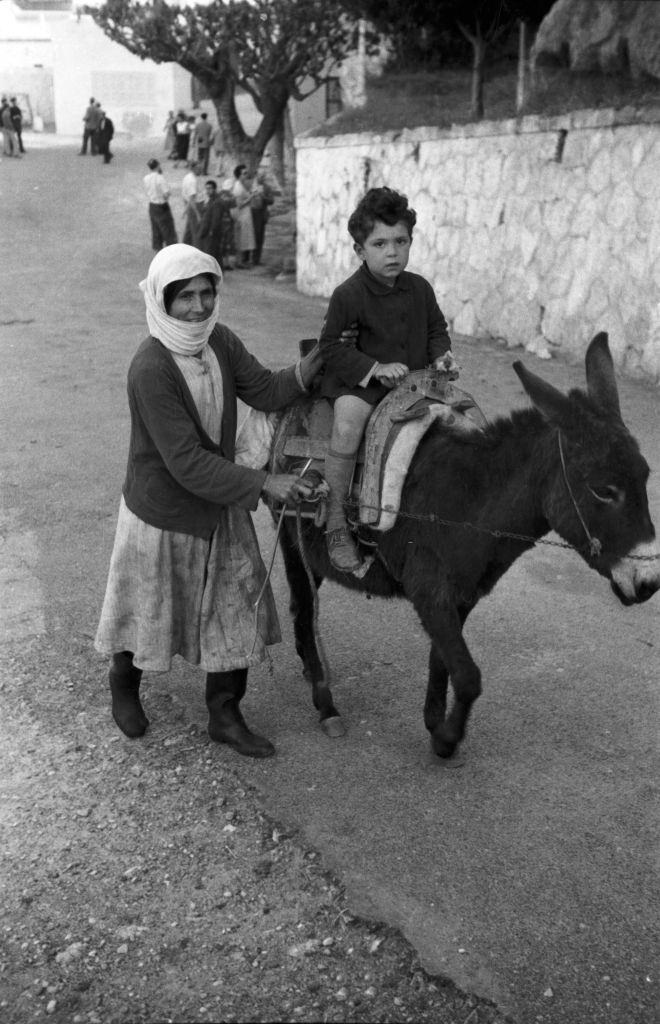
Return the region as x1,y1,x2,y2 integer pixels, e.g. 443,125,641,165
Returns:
352,0,555,118
90,0,362,179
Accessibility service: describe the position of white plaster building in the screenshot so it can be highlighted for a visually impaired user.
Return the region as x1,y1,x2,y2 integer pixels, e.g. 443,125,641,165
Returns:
0,0,372,139
0,0,196,135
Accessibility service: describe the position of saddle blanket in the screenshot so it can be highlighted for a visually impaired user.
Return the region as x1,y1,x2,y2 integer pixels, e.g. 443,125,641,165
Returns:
236,369,488,531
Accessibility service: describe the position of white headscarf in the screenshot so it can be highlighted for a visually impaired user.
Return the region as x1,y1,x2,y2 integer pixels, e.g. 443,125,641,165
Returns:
139,243,223,356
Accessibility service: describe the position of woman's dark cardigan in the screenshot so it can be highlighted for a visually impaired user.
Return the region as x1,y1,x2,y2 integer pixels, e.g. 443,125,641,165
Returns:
122,324,303,539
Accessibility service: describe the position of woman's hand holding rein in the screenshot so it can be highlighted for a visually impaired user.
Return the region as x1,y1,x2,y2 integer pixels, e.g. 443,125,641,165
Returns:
261,474,315,505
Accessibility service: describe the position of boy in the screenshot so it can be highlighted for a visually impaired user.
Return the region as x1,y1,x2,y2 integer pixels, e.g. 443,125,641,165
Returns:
319,186,456,572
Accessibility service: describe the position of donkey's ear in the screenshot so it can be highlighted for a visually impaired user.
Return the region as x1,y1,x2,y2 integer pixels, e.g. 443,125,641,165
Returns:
585,333,621,419
513,360,570,425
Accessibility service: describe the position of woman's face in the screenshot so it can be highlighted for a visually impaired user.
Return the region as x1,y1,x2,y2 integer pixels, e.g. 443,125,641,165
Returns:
167,274,216,322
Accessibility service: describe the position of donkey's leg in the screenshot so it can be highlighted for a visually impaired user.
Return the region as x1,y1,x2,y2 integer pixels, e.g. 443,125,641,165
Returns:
279,524,343,734
424,641,449,736
409,582,481,757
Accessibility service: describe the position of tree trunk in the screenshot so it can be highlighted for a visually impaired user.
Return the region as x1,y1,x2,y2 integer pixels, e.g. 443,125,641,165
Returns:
196,71,255,172
250,86,290,177
269,111,285,188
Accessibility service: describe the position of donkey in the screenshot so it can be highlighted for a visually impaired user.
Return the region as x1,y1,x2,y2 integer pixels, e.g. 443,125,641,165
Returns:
274,333,659,758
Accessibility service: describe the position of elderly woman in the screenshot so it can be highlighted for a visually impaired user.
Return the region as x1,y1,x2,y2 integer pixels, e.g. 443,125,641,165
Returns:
95,244,321,757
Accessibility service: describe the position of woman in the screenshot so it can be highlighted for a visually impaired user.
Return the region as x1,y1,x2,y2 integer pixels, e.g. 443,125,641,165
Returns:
163,110,176,156
95,244,321,757
231,164,256,267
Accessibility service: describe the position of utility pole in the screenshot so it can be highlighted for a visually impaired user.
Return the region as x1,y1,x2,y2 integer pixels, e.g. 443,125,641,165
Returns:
516,19,527,114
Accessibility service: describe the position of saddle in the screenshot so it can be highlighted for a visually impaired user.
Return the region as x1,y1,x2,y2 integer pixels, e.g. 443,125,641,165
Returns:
267,366,488,532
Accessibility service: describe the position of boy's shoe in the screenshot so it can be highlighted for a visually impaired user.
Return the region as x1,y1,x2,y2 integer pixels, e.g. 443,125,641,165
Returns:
327,526,363,572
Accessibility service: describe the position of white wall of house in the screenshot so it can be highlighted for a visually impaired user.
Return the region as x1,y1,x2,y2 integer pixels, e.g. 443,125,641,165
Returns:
50,16,188,137
0,3,56,125
0,5,191,136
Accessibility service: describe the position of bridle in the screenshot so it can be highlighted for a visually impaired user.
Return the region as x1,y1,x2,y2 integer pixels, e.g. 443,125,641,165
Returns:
556,431,603,559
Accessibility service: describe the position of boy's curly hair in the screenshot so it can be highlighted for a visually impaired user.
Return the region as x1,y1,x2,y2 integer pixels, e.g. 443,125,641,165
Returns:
347,187,417,245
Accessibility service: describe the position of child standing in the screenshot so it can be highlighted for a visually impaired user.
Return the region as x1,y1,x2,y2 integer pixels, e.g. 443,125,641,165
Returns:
319,186,456,572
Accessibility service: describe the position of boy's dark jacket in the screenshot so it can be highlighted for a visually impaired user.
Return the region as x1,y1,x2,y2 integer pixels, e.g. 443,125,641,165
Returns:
319,263,451,403
123,324,302,539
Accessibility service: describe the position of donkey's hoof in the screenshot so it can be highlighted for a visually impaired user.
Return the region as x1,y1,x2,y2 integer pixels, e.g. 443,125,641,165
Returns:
432,733,457,759
321,715,345,738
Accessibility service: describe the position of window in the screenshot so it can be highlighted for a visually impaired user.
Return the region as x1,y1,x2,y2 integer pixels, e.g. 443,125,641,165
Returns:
325,77,342,119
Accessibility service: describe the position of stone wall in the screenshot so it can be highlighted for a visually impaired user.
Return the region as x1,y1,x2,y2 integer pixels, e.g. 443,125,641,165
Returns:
295,108,660,384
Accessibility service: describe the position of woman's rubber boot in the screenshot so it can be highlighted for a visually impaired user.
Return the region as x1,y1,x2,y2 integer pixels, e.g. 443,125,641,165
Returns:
206,670,275,759
109,651,149,738
324,449,362,572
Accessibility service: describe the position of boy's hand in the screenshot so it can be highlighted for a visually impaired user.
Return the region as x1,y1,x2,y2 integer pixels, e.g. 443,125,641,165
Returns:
374,362,409,387
339,322,359,344
432,351,459,378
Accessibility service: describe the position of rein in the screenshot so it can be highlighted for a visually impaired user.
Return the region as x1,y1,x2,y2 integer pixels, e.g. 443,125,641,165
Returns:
556,430,602,559
345,422,659,566
346,500,587,553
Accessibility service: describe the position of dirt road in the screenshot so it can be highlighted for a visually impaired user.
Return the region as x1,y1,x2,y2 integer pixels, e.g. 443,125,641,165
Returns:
1,135,658,1024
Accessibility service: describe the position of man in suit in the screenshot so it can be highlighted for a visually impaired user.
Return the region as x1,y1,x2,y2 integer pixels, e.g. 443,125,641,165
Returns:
9,98,25,154
80,97,101,155
197,179,236,271
1,96,19,157
96,110,114,164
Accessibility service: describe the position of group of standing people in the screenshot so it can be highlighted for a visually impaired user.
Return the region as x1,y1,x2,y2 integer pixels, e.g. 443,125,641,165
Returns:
1,96,24,157
80,97,114,164
144,155,276,271
163,110,217,174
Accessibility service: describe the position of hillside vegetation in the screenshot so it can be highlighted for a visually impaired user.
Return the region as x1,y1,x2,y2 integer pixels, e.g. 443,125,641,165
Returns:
318,63,660,137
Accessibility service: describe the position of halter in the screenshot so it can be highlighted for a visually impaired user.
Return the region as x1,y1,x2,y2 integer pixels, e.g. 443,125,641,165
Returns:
557,431,603,559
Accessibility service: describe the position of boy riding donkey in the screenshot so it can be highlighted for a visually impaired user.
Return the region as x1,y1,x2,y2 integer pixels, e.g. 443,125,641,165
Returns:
319,187,458,572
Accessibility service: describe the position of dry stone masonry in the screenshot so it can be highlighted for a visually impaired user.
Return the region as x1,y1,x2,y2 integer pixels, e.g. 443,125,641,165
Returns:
295,108,660,384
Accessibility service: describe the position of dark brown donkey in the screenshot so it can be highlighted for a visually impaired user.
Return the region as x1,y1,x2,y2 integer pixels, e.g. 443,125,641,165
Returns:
273,333,659,758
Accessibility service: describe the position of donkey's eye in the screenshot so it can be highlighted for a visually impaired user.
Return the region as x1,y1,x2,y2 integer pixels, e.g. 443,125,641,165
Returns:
588,484,624,505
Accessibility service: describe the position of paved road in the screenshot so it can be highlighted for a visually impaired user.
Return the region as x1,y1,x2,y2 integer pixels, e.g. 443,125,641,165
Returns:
1,137,658,1023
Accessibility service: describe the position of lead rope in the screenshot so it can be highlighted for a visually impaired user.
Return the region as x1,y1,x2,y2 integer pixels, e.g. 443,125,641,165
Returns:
249,458,315,658
249,503,287,658
557,431,603,559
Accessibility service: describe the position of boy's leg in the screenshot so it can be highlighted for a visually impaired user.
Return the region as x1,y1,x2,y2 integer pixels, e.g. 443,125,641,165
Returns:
324,395,372,572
